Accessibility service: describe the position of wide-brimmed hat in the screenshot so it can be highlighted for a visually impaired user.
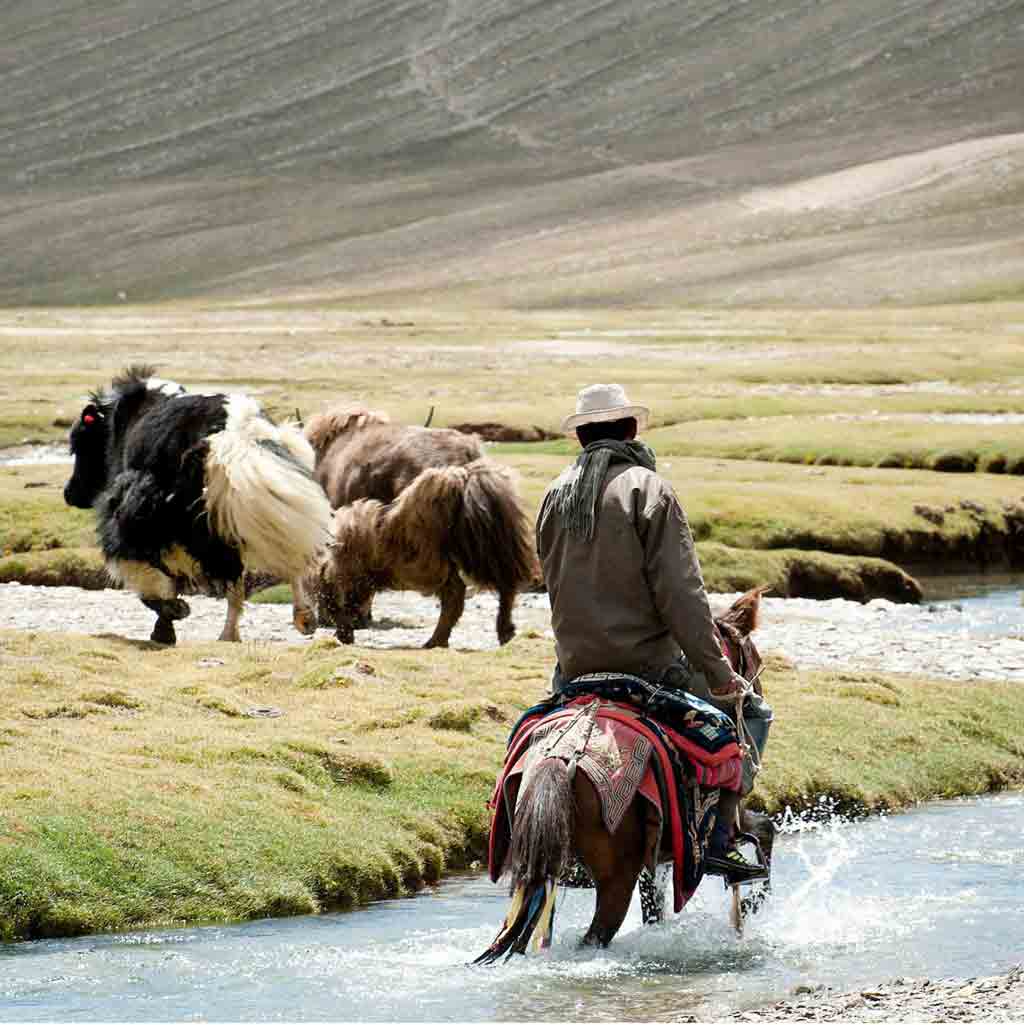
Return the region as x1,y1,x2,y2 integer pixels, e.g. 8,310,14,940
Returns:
561,383,650,434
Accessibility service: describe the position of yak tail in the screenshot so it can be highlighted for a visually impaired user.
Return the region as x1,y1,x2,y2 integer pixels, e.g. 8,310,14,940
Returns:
474,758,572,964
303,405,390,457
204,395,332,581
450,460,538,594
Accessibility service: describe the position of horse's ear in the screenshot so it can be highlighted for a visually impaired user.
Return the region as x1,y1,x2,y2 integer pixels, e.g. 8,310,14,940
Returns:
721,586,771,635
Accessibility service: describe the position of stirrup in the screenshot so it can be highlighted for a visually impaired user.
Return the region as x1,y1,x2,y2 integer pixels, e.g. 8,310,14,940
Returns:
709,840,770,881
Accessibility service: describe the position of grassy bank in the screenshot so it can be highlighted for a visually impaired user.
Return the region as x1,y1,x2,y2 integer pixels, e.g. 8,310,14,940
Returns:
2,629,1023,942
10,456,1024,602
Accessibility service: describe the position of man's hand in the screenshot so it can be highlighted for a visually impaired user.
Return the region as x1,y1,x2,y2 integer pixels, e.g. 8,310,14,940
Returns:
710,671,749,697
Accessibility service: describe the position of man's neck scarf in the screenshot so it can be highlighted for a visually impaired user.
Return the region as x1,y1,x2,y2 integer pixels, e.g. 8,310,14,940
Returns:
543,439,656,541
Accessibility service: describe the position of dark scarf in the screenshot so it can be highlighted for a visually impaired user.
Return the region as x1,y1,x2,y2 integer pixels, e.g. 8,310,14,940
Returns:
542,439,656,541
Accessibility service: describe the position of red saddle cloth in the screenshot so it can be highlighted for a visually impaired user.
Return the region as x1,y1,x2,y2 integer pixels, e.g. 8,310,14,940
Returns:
487,697,742,913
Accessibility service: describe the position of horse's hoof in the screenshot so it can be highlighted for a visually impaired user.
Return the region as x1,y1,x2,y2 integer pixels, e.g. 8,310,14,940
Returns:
335,626,355,644
352,611,373,630
497,625,516,646
150,619,177,645
293,610,318,636
423,637,449,649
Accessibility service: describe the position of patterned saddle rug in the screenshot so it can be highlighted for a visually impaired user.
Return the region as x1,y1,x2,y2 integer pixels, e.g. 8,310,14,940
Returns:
488,684,743,913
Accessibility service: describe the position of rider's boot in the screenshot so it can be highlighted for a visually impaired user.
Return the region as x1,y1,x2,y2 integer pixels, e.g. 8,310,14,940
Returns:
704,790,769,883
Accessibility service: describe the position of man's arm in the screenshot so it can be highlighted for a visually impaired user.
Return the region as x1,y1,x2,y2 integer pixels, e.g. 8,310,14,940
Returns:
642,490,740,694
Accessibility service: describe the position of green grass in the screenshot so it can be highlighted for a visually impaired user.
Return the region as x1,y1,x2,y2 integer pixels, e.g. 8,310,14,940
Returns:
7,449,1024,603
1,630,1022,942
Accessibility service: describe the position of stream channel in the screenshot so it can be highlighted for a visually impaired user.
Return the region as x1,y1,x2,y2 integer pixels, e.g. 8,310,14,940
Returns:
1,583,1021,1021
2,793,1022,1021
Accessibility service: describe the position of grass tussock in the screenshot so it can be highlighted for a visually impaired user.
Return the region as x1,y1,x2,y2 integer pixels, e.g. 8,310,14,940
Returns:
1,629,1023,941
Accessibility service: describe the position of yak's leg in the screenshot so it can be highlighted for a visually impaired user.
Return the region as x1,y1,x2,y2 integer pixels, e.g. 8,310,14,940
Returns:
573,773,647,948
134,569,188,646
424,571,465,649
352,593,374,630
218,579,245,642
326,579,372,645
291,574,318,636
496,589,516,646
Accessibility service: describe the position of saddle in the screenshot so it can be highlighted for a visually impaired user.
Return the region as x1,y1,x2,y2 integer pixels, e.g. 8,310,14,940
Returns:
488,675,744,913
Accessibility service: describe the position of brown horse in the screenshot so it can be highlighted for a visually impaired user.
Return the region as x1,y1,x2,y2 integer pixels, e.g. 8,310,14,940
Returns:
477,589,774,959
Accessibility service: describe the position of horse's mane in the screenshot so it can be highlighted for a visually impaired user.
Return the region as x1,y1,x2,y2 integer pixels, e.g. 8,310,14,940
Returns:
715,586,769,637
304,405,391,455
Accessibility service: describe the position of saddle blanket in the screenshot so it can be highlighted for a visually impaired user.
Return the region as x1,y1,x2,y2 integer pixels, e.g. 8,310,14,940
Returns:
488,697,742,913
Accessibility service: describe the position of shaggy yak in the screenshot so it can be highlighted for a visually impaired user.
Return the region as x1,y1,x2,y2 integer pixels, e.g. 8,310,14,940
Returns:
295,406,538,647
64,366,332,645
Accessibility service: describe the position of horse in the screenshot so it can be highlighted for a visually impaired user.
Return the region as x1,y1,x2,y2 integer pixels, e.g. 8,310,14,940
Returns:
476,588,775,959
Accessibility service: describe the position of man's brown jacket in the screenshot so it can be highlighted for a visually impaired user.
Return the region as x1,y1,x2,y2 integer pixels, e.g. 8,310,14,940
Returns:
537,461,736,692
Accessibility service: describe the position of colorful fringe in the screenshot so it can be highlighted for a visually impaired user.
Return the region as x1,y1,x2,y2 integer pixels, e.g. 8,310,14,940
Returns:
472,878,557,965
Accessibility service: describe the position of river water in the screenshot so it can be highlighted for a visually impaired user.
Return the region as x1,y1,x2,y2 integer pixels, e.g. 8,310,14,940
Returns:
3,793,1022,1022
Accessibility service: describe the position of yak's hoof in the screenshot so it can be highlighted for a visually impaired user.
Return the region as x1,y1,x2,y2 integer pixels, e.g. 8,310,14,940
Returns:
293,609,318,636
335,626,355,644
151,618,177,645
142,597,191,621
497,624,516,646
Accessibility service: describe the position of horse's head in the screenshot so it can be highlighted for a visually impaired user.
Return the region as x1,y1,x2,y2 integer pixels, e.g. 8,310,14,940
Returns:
715,587,769,689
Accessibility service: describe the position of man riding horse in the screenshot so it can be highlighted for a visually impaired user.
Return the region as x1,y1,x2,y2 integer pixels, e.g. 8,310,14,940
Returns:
536,383,772,882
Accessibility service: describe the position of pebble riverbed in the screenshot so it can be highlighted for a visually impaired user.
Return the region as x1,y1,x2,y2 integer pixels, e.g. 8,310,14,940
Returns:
1,584,1021,685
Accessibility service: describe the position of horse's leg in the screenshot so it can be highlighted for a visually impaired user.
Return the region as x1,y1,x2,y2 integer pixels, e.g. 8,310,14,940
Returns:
424,571,465,649
291,573,318,636
495,588,516,646
218,579,245,642
739,807,776,917
573,774,647,948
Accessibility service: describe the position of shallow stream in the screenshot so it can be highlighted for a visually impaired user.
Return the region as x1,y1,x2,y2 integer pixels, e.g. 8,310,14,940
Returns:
3,793,1022,1021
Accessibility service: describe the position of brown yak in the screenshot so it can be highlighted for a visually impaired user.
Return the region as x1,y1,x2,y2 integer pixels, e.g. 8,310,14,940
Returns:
294,406,538,647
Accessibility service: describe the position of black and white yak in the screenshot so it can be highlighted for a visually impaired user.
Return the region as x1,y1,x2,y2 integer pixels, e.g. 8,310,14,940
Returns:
64,366,332,645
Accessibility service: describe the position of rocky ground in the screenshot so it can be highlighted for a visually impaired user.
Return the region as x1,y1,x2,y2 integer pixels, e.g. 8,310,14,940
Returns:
1,583,1020,684
715,964,1024,1023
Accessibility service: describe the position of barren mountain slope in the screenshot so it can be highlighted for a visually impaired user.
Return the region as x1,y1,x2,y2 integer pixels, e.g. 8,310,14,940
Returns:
1,0,1021,306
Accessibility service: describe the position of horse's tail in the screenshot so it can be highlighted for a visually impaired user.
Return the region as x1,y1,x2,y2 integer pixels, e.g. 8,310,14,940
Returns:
474,758,572,964
204,395,333,581
449,459,538,594
303,405,390,458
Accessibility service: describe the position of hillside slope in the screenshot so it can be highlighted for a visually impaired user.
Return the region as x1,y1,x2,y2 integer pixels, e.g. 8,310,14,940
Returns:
1,0,1022,306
